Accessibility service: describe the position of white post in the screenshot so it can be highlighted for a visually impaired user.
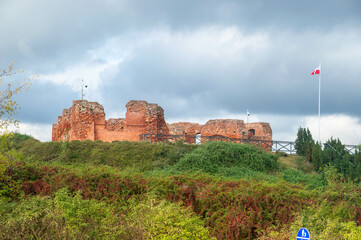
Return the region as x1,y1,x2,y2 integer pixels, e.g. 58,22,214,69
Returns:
318,63,321,143
81,79,87,100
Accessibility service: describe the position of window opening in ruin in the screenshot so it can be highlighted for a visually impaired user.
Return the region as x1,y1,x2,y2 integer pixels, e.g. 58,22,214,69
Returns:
248,129,255,136
196,133,201,145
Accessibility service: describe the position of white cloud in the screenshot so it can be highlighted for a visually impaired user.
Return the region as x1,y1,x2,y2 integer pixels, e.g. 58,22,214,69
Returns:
37,25,271,106
305,114,361,145
256,114,361,145
40,58,121,102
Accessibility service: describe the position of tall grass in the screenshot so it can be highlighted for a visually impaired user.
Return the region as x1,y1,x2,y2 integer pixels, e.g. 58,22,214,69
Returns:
13,138,197,172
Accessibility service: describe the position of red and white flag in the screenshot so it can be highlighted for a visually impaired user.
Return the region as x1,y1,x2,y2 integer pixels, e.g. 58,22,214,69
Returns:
311,65,321,75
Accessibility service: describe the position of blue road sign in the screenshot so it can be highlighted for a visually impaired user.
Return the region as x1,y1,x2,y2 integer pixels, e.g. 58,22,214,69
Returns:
296,228,310,240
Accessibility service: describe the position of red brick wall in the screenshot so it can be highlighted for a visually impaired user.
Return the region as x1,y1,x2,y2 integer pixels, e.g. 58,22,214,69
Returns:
52,100,169,142
201,119,245,138
168,120,272,142
52,100,272,143
167,122,202,135
244,122,272,141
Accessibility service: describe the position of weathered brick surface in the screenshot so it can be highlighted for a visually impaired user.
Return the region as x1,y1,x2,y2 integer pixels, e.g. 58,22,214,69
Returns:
167,122,202,136
244,122,272,141
125,101,169,141
202,119,245,139
52,100,169,142
168,119,272,142
52,100,272,142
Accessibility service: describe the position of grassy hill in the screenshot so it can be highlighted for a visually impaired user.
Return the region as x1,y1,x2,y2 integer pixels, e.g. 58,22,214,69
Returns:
1,133,361,239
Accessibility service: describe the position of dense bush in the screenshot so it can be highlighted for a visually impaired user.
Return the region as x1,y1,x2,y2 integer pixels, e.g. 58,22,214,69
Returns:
262,183,361,239
127,198,215,239
2,162,315,239
0,188,214,240
172,141,279,175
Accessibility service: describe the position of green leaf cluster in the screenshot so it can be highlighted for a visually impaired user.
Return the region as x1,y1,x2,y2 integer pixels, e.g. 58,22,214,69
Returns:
127,198,215,239
0,188,214,240
172,141,279,175
295,127,314,162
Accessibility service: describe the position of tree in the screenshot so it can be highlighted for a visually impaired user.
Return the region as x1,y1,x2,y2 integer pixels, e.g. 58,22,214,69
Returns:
322,137,347,165
322,137,351,177
295,127,314,162
350,147,361,181
0,62,31,131
0,62,32,179
312,142,322,171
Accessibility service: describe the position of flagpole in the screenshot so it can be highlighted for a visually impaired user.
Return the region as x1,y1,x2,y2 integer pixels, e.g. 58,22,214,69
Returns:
318,63,321,143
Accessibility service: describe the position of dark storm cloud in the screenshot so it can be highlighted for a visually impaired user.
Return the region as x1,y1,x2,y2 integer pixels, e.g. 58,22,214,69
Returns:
1,0,360,126
98,25,361,120
14,81,78,123
1,0,359,72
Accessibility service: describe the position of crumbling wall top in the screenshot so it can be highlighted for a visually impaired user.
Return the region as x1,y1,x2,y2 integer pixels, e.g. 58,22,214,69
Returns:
202,119,245,138
53,100,271,143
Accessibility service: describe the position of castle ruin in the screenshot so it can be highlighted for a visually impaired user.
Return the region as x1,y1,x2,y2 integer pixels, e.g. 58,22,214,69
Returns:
52,100,272,142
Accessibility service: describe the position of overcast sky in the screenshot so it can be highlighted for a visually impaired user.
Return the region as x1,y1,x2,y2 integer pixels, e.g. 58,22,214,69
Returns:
1,0,361,143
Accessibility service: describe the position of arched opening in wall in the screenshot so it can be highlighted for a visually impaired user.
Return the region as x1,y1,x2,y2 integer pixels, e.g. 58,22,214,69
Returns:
248,129,255,138
196,133,201,145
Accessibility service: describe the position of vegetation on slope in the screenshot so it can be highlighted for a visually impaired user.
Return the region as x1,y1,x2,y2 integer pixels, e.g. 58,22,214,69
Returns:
1,134,361,239
172,141,279,174
12,133,197,172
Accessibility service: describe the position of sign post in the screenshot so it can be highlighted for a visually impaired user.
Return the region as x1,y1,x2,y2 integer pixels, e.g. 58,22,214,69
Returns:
296,228,310,240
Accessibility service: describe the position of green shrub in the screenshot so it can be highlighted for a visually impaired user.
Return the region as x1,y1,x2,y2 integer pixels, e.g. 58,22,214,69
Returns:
0,189,126,240
0,195,61,240
54,188,123,239
172,141,279,175
0,188,214,240
127,198,215,240
289,201,361,240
